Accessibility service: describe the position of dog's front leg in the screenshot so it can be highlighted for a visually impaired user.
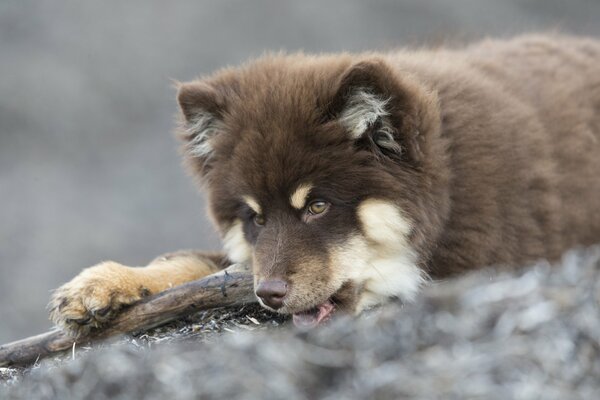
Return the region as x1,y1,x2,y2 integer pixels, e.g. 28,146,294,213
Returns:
48,251,229,335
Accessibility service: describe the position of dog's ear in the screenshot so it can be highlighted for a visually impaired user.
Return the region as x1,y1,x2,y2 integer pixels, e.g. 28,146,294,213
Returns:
177,81,226,160
329,59,422,164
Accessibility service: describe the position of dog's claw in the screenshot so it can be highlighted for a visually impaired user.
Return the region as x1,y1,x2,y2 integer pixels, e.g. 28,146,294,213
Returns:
93,306,112,317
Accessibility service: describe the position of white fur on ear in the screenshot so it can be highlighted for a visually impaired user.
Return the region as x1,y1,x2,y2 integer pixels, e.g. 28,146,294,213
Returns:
339,89,390,139
184,112,224,157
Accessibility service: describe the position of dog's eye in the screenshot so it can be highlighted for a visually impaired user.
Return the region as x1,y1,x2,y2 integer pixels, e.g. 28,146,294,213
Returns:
253,214,265,226
307,200,329,215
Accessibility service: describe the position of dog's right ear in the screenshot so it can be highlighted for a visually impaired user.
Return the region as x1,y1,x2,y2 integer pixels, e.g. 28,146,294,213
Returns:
177,82,226,159
327,59,427,166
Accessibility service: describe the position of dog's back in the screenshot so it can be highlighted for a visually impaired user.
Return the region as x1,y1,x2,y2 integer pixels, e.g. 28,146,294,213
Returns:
469,35,600,246
381,35,600,276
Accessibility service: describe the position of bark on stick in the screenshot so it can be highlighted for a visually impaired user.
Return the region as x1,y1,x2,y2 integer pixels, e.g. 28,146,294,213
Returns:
0,264,256,367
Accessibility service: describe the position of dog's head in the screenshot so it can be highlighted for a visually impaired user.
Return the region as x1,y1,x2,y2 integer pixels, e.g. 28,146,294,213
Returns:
176,54,448,327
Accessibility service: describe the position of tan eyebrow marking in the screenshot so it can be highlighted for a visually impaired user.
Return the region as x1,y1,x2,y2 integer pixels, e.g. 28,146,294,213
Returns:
290,183,313,210
242,195,262,215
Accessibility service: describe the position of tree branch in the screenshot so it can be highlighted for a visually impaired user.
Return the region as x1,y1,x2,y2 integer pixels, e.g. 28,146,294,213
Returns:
0,264,255,367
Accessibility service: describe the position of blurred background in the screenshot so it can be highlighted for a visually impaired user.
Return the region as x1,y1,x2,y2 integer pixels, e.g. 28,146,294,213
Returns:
1,0,600,343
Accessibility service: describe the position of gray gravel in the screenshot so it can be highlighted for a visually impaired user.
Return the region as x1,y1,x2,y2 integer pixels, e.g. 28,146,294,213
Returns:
2,246,599,399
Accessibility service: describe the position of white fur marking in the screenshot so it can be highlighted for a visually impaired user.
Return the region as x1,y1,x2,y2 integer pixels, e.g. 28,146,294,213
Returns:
339,90,390,139
223,220,252,264
185,112,224,157
330,199,423,313
358,199,412,248
357,254,424,311
242,195,261,215
290,183,313,210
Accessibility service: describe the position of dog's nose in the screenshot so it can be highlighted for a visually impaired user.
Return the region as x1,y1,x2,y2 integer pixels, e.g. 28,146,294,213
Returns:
255,279,288,310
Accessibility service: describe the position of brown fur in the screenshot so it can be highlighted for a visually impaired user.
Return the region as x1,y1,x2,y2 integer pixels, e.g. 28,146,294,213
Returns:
50,34,600,330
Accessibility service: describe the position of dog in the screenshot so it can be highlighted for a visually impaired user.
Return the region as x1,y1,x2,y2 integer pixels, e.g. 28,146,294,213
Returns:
49,34,600,332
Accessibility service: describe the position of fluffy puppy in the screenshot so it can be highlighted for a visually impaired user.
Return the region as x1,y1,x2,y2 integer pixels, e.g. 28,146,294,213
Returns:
50,34,600,331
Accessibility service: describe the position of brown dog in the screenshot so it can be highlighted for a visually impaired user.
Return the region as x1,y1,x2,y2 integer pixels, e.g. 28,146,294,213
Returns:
49,34,600,332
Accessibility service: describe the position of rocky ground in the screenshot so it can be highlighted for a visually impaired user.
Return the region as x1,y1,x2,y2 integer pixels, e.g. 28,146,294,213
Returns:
1,246,599,399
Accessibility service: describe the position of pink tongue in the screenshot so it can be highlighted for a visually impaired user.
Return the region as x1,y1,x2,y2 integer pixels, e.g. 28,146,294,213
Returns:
292,300,335,329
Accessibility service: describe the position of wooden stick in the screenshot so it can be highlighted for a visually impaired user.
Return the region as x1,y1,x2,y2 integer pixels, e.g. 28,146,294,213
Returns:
0,264,256,367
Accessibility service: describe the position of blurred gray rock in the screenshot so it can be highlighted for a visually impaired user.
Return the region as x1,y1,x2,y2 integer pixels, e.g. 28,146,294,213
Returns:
2,247,599,399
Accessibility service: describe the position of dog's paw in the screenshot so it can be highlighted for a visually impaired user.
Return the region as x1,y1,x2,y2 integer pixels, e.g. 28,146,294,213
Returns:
48,262,150,335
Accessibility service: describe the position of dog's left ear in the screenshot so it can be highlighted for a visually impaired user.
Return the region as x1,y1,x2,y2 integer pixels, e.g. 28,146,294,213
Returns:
329,59,423,164
176,81,227,164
